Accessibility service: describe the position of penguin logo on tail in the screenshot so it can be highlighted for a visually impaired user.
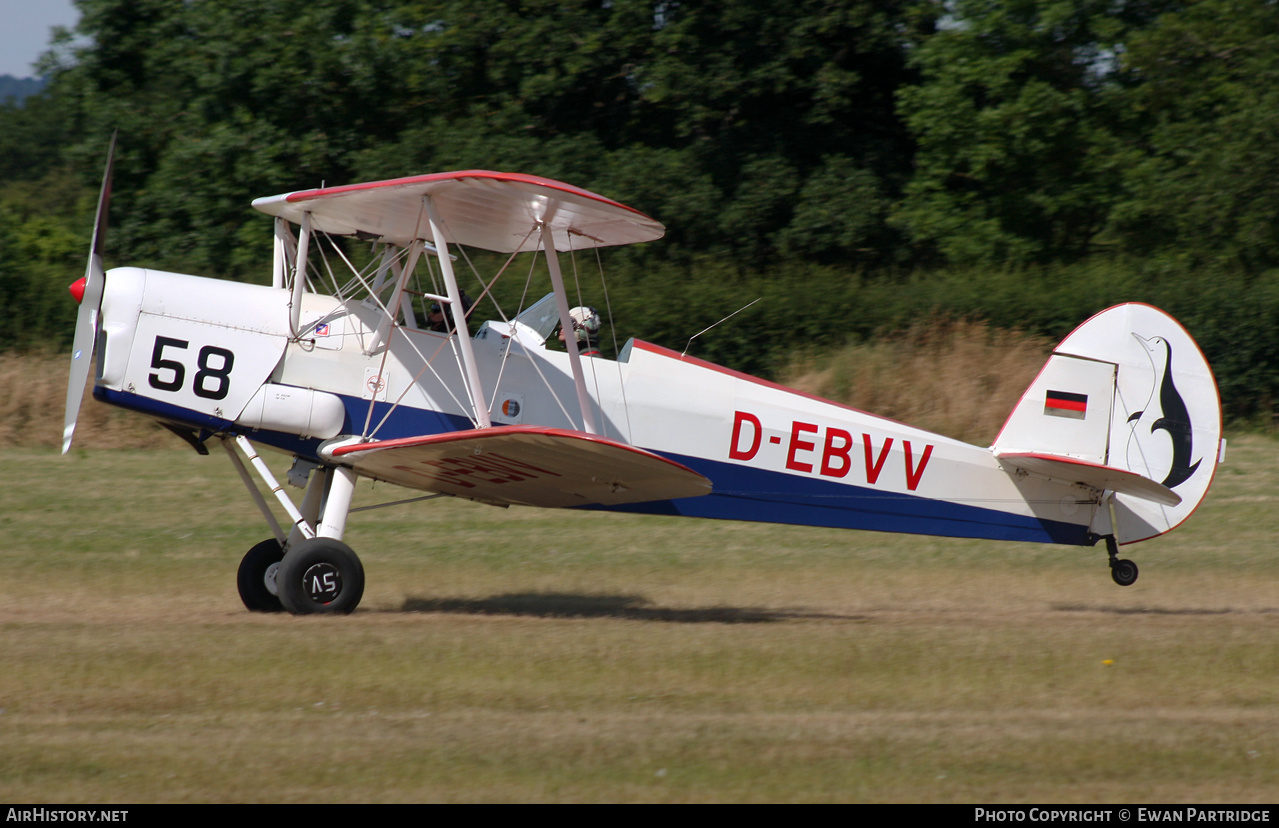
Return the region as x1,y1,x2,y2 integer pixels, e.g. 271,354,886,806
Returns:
1127,334,1201,489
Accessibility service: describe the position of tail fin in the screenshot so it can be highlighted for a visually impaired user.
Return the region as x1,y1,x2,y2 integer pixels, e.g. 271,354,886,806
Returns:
993,303,1223,544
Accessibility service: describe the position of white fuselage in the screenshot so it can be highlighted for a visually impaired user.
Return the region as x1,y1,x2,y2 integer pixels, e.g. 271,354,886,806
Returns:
92,266,1108,546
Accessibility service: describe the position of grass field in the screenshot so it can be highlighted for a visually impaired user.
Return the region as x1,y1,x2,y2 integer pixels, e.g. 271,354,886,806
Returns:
1,431,1277,802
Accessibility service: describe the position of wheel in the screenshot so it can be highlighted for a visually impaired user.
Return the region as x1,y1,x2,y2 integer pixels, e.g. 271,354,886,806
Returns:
1111,558,1139,587
237,539,285,613
276,537,365,615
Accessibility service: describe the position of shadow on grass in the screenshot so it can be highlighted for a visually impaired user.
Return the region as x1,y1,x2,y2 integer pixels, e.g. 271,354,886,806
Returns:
1054,604,1278,616
397,592,866,624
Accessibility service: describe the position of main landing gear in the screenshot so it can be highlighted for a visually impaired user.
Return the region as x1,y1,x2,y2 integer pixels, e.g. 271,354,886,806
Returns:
276,537,365,614
1105,536,1139,587
237,536,366,614
225,436,366,615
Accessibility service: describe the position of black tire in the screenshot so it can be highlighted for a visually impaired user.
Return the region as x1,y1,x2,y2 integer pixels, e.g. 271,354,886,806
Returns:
1111,558,1139,587
276,537,365,615
237,538,285,613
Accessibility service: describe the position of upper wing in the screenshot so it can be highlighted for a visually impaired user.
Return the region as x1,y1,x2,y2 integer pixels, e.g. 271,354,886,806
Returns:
330,426,711,508
995,451,1182,507
251,170,664,252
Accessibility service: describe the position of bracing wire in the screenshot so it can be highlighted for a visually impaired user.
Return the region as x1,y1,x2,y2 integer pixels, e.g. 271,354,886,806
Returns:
566,237,607,438
594,244,635,445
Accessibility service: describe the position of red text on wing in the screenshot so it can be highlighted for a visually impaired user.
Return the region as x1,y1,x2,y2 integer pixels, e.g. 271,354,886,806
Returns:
390,452,563,490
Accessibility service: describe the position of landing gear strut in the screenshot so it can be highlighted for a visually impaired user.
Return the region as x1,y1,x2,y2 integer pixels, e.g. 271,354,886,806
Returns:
1105,536,1139,586
224,437,367,615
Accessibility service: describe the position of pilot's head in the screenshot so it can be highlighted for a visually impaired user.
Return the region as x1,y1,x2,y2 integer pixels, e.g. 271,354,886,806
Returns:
428,293,473,331
559,306,600,343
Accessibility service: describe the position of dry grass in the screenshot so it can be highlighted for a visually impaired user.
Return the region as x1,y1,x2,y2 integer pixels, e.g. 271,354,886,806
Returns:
781,318,1052,445
0,351,162,449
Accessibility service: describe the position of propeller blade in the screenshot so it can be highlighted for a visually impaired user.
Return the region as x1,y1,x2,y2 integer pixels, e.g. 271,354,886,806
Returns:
62,132,117,454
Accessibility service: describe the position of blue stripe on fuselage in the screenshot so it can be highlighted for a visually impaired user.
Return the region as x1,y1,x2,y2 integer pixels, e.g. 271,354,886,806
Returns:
96,387,1091,546
94,386,233,433
333,394,474,442
583,452,1094,546
93,386,475,457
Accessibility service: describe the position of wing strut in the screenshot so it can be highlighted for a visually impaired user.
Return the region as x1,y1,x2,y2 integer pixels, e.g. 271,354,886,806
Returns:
542,226,599,435
221,436,316,544
424,196,491,428
272,217,296,289
288,211,312,336
366,239,424,354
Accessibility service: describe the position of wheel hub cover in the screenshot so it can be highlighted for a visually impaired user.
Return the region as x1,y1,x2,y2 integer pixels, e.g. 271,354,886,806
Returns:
301,562,343,605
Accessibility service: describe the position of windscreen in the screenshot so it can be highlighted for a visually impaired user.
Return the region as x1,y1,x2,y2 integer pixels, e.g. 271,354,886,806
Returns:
511,293,561,344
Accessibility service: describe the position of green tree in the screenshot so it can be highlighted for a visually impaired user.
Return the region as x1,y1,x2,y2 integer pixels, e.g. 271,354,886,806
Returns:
894,0,1174,265
34,0,923,277
44,0,408,277
0,171,96,349
0,92,73,184
1111,0,1279,270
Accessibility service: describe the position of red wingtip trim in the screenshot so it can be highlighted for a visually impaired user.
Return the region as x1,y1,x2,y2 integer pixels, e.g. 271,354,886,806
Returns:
69,277,86,305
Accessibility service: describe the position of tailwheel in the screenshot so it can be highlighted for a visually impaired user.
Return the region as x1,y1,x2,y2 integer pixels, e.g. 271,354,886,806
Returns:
277,537,365,615
1105,536,1139,587
237,538,285,613
1110,558,1139,587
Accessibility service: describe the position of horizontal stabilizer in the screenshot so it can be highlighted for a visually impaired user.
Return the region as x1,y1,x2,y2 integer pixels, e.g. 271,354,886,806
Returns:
996,452,1181,507
330,426,711,508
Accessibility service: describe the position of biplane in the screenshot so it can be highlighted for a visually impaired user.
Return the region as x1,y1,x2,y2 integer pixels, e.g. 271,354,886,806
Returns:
63,137,1225,614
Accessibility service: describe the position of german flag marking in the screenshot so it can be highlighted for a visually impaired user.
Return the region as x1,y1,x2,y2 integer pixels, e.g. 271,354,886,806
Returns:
1045,390,1087,419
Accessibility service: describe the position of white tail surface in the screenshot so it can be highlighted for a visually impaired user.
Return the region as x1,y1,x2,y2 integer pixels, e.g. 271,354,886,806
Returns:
993,303,1222,544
